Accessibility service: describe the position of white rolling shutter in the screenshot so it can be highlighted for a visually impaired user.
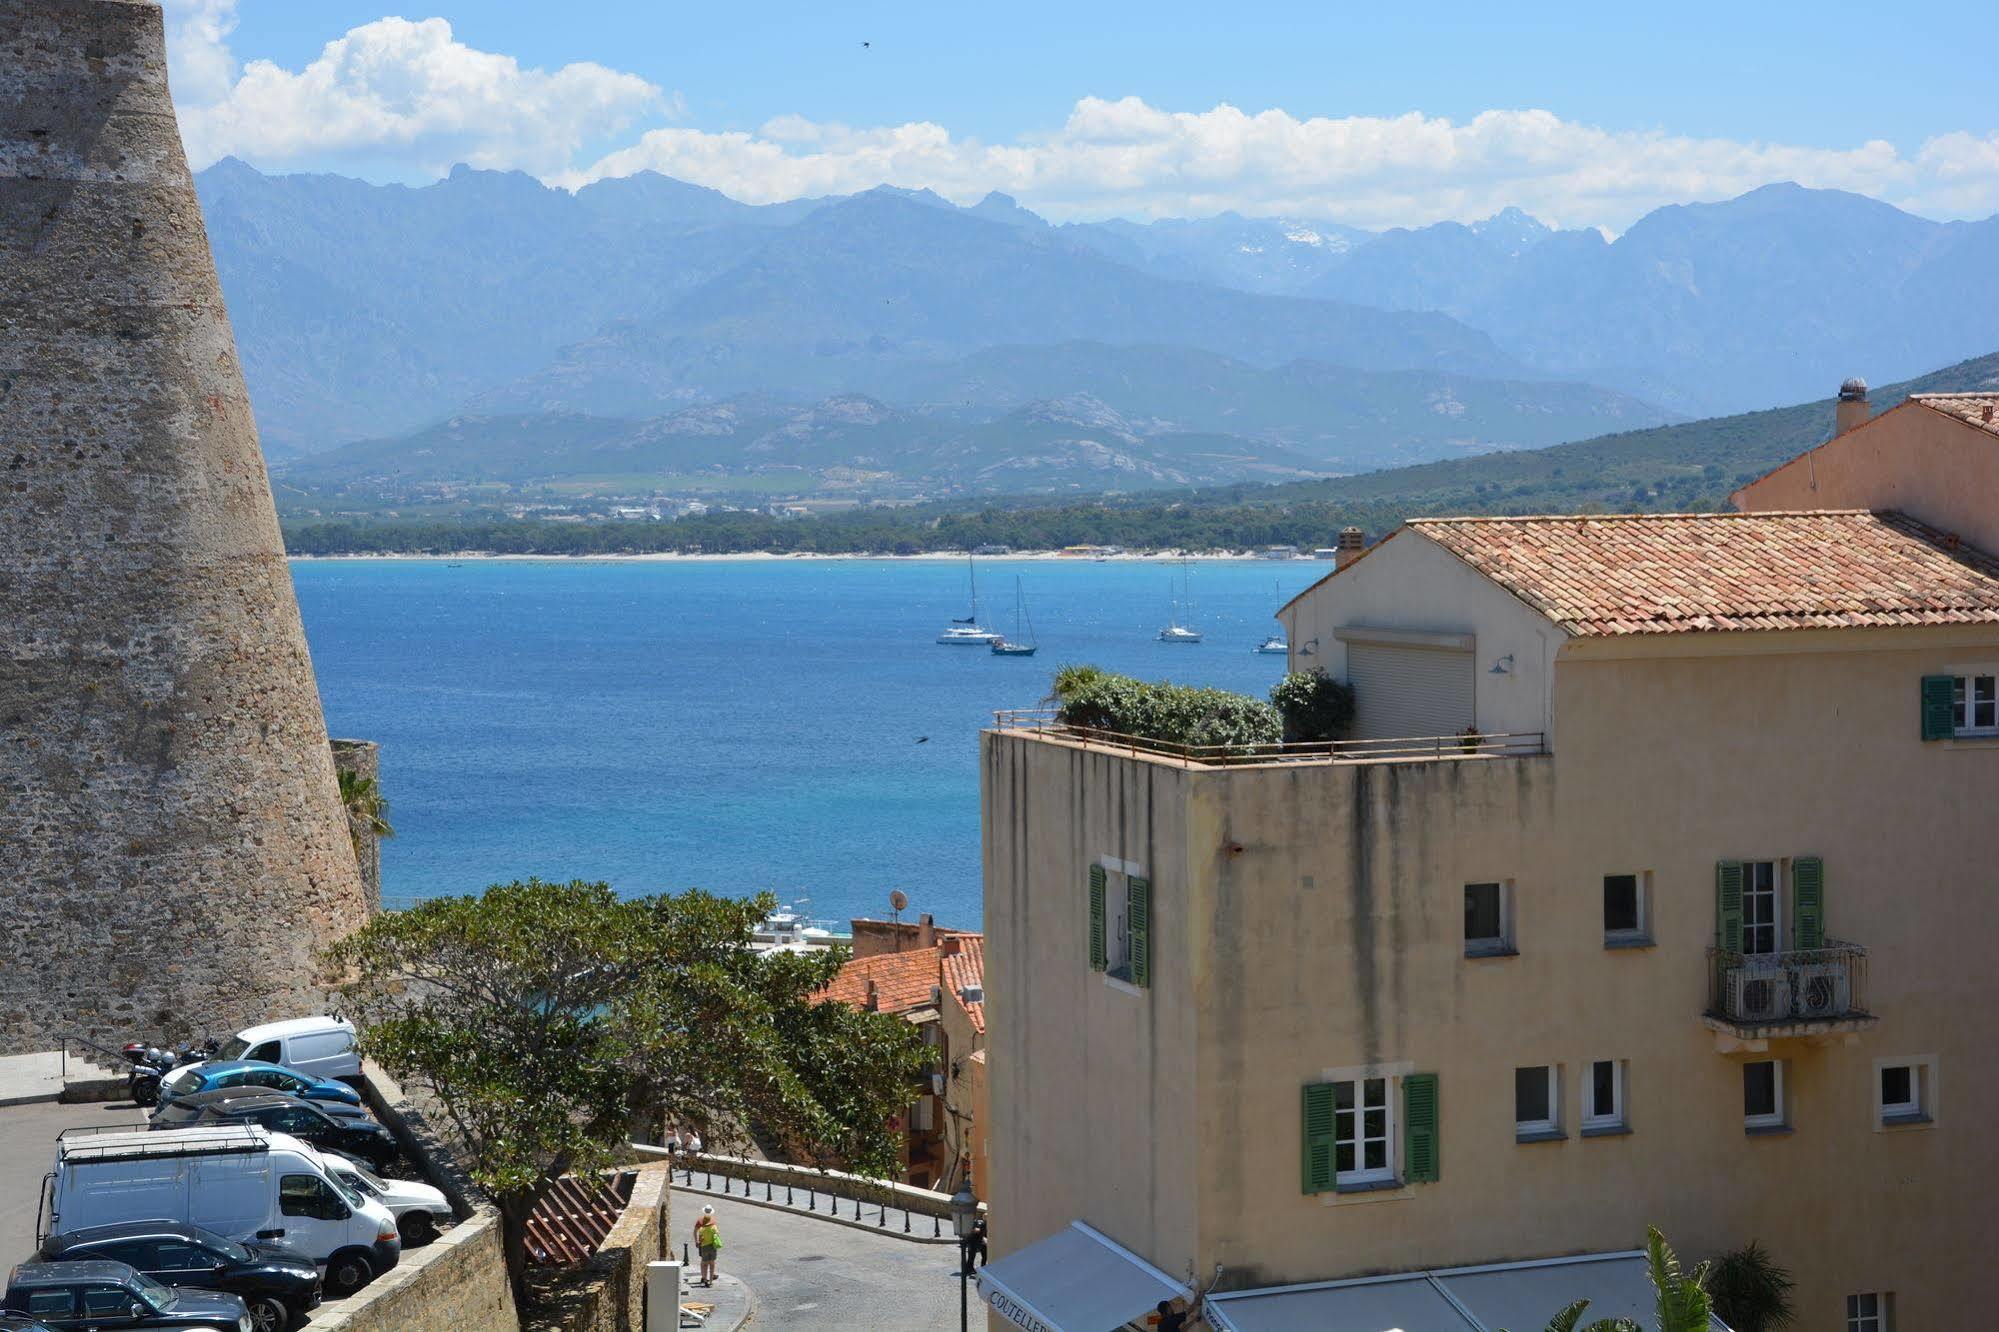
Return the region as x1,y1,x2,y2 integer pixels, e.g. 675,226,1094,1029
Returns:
1346,643,1475,740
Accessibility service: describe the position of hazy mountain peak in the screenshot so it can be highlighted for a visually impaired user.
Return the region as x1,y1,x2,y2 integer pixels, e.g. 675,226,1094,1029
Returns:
971,191,1049,229
1470,206,1553,253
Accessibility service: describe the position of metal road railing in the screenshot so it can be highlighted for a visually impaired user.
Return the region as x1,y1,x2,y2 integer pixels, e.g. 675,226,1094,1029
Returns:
991,709,1548,768
631,1147,980,1246
1706,941,1871,1026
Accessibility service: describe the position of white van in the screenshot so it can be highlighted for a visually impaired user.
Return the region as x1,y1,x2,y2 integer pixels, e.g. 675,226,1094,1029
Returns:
214,1017,361,1080
48,1126,399,1297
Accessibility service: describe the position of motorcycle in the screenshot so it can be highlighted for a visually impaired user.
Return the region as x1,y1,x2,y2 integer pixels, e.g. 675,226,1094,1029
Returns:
121,1036,218,1108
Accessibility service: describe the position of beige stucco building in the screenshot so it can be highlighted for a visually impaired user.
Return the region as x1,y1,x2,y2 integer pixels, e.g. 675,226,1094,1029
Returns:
978,392,1999,1331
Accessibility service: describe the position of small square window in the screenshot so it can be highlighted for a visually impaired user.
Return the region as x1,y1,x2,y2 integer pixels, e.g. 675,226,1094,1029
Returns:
1603,874,1650,944
1847,1292,1891,1332
1514,1065,1559,1138
1581,1059,1625,1133
1464,882,1512,956
1877,1061,1930,1125
1743,1060,1786,1130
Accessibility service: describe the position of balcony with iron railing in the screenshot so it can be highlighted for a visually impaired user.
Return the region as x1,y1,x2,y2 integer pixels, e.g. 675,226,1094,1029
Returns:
1703,941,1876,1050
990,708,1547,769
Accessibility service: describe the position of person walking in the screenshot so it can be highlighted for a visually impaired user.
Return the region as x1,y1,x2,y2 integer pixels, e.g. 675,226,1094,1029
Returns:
693,1205,722,1287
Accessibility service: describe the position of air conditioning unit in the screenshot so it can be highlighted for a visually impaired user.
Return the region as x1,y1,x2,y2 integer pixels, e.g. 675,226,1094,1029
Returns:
1791,962,1851,1019
1727,963,1792,1023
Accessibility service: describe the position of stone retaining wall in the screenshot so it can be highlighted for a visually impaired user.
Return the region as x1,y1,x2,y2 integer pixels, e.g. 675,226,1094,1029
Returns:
310,1208,516,1332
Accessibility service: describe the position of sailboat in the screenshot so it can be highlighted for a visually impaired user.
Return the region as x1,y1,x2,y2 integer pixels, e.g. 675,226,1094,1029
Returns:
1158,559,1202,643
937,552,1001,644
991,577,1039,656
1256,579,1289,653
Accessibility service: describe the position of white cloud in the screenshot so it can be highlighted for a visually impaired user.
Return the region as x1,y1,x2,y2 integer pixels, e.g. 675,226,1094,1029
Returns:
167,4,660,179
161,7,1999,230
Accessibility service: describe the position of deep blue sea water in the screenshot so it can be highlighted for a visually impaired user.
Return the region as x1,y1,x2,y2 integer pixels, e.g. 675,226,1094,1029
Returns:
293,558,1322,930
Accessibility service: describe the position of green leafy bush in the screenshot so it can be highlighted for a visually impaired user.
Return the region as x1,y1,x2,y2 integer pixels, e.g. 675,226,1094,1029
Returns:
1269,668,1356,742
1053,667,1281,751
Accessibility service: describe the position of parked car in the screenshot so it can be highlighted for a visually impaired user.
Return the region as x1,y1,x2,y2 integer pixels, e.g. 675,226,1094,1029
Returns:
150,1092,397,1172
41,1222,319,1332
2,1261,250,1331
49,1127,401,1299
0,1314,59,1332
158,1061,362,1110
212,1019,360,1081
320,1156,451,1247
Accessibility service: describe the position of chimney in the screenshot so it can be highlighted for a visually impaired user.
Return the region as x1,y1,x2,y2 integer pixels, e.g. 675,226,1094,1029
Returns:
1335,527,1366,571
1836,377,1870,436
918,913,936,949
864,977,880,1011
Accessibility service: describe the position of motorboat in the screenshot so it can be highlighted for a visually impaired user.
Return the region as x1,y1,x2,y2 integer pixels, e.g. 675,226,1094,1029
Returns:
1255,635,1289,654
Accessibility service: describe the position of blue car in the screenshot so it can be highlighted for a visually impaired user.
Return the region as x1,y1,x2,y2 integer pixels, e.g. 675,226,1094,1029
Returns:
156,1059,362,1109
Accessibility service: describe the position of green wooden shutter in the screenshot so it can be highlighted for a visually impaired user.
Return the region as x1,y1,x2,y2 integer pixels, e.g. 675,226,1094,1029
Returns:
1715,861,1745,954
1128,876,1151,988
1301,1083,1336,1194
1793,856,1825,950
1921,675,1956,741
1403,1074,1440,1183
1088,864,1107,972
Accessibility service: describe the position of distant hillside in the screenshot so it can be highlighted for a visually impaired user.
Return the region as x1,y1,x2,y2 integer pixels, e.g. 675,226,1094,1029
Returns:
1225,350,1999,515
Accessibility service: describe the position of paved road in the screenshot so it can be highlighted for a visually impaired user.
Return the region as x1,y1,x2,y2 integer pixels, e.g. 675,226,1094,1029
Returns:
0,1099,152,1262
684,1192,970,1331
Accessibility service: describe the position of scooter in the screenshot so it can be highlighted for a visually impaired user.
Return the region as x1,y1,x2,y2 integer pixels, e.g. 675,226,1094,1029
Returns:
121,1036,218,1108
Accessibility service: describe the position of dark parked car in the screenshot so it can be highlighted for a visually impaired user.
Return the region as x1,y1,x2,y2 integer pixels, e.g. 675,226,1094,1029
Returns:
41,1223,319,1332
150,1092,397,1171
3,1261,249,1331
157,1061,361,1109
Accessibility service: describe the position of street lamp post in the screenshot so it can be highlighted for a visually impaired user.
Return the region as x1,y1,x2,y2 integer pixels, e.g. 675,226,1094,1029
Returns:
949,1179,980,1332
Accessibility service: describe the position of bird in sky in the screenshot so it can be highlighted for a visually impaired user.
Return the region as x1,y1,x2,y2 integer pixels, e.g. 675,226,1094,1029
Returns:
862,41,871,49
915,736,929,744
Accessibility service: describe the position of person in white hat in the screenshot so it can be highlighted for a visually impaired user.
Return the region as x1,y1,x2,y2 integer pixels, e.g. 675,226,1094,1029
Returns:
693,1205,722,1286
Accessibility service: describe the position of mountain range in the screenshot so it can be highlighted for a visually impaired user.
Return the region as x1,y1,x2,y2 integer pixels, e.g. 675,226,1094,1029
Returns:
196,160,1999,496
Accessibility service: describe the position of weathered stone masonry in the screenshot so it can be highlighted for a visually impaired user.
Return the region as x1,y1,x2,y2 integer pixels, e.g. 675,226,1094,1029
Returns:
0,0,369,1052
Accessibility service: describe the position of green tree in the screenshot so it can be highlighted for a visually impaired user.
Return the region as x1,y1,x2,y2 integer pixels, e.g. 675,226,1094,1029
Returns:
323,879,926,1308
335,768,394,860
1706,1242,1794,1332
1500,1227,1714,1332
1269,668,1356,743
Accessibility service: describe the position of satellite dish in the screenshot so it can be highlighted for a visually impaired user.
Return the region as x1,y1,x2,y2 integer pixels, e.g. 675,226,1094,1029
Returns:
889,889,909,912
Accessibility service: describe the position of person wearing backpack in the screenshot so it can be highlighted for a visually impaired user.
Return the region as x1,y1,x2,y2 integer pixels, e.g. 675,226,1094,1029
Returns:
693,1205,722,1286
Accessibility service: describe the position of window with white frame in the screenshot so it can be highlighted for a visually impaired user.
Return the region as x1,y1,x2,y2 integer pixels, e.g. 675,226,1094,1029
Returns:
1955,675,1998,736
1741,861,1779,956
1514,1065,1559,1138
1464,881,1513,956
1581,1059,1625,1132
1334,1076,1394,1185
1847,1292,1891,1331
1743,1060,1786,1130
1603,873,1648,944
1877,1061,1931,1124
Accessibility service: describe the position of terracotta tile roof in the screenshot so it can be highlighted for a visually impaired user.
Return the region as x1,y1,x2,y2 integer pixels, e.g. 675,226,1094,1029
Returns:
1409,510,1999,636
1912,393,1999,437
526,1171,635,1267
816,946,942,1017
942,936,985,1034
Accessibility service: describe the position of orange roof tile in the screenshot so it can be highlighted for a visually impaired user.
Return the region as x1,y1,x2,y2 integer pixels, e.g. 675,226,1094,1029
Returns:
1410,510,1999,637
1912,393,1999,437
815,946,942,1017
942,936,985,1034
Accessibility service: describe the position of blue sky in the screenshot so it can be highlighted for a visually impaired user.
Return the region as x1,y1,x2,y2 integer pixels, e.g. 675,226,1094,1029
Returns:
165,0,1999,229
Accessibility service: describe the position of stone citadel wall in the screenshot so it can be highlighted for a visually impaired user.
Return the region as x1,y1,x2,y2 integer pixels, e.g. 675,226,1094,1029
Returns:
0,0,369,1052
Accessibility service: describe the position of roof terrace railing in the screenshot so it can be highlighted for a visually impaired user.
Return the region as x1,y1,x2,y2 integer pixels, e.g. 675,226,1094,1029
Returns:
990,709,1547,768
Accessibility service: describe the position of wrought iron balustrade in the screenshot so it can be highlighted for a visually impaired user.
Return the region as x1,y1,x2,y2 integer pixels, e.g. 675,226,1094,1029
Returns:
1706,941,1870,1027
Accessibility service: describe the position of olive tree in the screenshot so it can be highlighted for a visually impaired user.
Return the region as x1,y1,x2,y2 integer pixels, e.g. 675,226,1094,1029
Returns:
325,879,926,1306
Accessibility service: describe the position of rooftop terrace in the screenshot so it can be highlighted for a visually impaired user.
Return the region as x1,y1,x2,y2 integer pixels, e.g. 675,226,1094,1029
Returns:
991,709,1547,769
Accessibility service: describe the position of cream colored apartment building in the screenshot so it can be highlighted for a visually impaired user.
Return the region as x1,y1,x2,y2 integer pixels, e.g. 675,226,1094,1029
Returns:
977,388,1999,1331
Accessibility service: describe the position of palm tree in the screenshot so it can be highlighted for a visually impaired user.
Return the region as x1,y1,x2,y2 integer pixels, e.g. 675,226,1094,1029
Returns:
336,767,394,859
1501,1227,1715,1332
1705,1242,1793,1332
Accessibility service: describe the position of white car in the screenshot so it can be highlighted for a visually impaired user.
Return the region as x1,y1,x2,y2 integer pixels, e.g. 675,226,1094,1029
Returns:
322,1155,451,1246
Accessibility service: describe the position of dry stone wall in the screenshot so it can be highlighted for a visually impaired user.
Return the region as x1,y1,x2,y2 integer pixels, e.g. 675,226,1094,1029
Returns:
0,0,369,1052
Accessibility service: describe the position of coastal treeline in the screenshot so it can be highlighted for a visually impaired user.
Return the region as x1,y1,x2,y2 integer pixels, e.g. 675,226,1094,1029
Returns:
283,497,1423,557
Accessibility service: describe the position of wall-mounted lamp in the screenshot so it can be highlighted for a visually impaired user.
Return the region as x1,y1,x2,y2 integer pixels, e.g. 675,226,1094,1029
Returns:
1298,638,1319,657
1489,653,1514,675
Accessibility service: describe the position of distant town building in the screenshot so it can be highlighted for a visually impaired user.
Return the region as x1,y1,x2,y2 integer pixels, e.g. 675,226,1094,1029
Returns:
978,392,1999,1328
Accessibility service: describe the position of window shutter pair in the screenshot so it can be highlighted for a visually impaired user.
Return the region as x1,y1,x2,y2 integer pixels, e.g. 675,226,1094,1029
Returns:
1920,675,1955,741
1088,864,1107,972
1299,1074,1439,1193
1714,857,1825,951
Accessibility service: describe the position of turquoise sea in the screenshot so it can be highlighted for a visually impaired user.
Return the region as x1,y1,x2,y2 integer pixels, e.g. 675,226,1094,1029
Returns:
294,557,1323,930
